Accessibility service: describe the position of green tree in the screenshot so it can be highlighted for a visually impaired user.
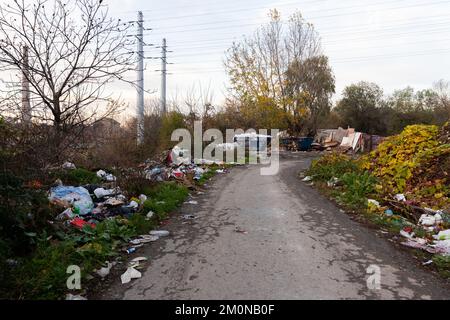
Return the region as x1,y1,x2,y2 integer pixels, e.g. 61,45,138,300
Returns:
335,82,387,135
224,9,323,131
285,55,335,135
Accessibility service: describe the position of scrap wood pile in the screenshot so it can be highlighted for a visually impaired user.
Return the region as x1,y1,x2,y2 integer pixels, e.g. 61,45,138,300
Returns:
306,123,450,258
314,127,384,153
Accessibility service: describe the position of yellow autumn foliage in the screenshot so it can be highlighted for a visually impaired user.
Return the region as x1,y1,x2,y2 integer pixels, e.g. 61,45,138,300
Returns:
359,125,450,207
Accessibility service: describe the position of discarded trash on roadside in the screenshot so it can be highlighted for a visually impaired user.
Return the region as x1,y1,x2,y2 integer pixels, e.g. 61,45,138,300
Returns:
96,169,116,182
146,211,154,219
49,185,94,215
125,247,136,254
149,230,170,237
140,235,159,242
367,199,380,208
400,227,414,239
394,194,406,202
434,229,450,241
70,217,95,229
56,208,76,220
120,267,142,284
302,176,313,182
131,257,148,263
185,200,198,205
235,227,248,234
327,177,339,187
96,262,113,278
62,162,76,170
104,198,125,207
66,294,87,300
182,214,197,220
139,194,148,203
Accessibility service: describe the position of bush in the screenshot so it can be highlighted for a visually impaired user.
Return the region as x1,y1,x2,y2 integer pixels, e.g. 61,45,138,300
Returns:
360,124,450,208
0,171,55,256
337,171,377,208
53,168,102,185
308,153,359,181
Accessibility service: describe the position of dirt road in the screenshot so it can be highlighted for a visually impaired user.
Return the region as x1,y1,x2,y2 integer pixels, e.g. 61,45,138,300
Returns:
100,152,450,300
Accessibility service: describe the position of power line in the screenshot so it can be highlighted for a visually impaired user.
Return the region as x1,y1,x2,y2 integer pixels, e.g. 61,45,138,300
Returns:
146,0,450,36
115,0,335,18
149,0,411,30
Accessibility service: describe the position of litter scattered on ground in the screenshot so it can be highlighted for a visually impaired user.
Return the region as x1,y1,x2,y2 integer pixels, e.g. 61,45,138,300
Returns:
139,194,147,203
327,177,339,187
185,200,198,205
130,234,159,244
235,227,248,234
70,217,95,229
400,228,414,239
182,214,197,220
149,230,170,237
394,194,406,202
125,247,136,254
96,262,113,278
146,211,154,219
131,257,148,263
434,240,450,255
94,187,119,199
62,162,76,170
120,267,142,284
302,176,313,182
367,199,380,207
96,169,116,182
49,185,94,215
434,230,450,240
66,294,87,300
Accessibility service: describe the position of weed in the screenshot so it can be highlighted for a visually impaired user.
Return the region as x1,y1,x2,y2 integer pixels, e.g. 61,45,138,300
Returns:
51,168,102,185
143,182,189,219
432,255,450,279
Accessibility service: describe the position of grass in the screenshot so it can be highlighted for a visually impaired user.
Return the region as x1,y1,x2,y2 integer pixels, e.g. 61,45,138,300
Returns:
433,255,450,279
143,182,189,219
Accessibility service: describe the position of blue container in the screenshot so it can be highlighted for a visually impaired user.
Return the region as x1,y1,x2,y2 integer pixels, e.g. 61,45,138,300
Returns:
297,137,314,151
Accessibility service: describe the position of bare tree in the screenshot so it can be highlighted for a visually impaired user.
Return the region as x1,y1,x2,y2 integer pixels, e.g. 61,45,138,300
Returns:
0,0,134,155
225,9,321,113
433,79,450,121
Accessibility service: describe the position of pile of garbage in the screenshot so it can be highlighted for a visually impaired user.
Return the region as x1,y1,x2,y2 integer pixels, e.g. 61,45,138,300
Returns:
49,147,230,231
368,195,450,255
48,168,145,229
313,127,383,153
143,146,227,184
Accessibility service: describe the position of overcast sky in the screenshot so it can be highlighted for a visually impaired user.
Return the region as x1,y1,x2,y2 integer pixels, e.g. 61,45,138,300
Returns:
3,0,450,114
